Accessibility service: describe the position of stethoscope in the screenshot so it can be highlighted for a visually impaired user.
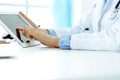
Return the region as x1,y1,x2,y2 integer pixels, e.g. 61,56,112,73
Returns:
110,0,120,20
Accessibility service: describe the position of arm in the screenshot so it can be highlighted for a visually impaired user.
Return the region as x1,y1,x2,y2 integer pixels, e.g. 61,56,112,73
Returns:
17,26,59,48
70,20,120,51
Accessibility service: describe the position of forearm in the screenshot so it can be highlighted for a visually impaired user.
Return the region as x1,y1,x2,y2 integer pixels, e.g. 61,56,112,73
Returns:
32,29,59,48
38,35,59,48
50,37,60,48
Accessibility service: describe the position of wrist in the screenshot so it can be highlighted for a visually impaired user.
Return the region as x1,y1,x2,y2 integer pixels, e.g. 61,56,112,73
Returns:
50,37,59,48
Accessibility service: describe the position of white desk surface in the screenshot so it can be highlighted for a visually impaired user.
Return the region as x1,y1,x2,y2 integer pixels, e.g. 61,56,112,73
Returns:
0,42,120,80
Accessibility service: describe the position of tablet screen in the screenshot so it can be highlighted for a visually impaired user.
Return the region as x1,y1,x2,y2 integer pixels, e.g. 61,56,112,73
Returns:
0,14,29,43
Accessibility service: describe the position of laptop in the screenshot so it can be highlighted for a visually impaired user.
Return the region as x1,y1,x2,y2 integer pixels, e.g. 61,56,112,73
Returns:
0,12,40,48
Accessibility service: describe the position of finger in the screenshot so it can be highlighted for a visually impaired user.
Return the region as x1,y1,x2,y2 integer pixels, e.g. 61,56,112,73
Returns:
16,27,23,31
25,30,33,39
24,27,32,37
28,35,33,40
17,27,26,37
16,27,25,37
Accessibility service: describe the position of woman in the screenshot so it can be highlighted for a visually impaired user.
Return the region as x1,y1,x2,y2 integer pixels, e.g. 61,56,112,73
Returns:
18,0,120,51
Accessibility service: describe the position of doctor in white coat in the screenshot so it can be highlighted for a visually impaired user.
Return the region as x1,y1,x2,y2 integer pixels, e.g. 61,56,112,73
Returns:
18,0,120,51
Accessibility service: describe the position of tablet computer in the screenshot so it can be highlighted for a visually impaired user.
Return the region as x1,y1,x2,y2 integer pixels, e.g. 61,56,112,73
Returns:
0,12,40,48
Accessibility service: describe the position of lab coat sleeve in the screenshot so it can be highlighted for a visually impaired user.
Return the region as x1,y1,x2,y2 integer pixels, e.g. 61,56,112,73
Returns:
71,20,120,51
52,11,93,38
50,27,83,38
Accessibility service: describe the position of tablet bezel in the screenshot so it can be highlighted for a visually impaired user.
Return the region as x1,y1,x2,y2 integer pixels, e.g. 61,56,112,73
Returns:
0,12,40,48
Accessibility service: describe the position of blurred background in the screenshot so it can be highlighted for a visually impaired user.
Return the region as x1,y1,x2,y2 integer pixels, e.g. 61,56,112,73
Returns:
0,0,95,37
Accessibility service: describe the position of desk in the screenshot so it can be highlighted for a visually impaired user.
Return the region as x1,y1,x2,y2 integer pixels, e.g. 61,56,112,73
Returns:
0,42,120,80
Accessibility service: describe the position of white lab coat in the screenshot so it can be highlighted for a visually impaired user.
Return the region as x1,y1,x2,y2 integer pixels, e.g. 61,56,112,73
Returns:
53,0,120,51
